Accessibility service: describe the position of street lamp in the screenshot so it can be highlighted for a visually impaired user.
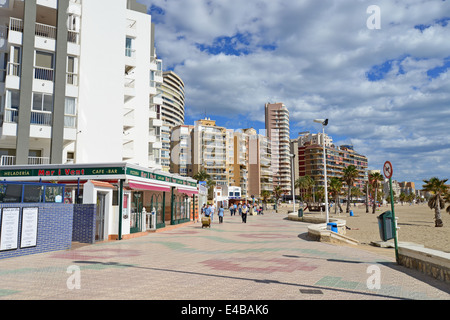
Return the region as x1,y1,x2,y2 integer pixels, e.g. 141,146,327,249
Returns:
313,119,329,224
289,153,296,214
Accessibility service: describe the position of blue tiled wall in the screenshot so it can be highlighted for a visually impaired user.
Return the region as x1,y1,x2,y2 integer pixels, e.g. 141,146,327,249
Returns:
0,204,74,260
72,204,96,244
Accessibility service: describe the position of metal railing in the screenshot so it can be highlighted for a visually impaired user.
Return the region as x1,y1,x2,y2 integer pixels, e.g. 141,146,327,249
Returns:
4,109,18,124
7,62,20,76
0,156,50,166
35,22,57,39
34,67,54,81
67,72,78,85
31,111,52,126
9,18,23,33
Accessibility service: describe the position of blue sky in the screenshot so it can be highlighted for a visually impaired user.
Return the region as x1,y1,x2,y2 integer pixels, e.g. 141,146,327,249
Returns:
139,0,450,189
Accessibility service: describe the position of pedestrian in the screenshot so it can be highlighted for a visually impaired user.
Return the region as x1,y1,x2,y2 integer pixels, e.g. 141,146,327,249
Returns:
218,205,224,223
210,202,215,223
241,203,248,223
201,203,206,219
238,202,242,216
233,203,237,216
259,204,263,215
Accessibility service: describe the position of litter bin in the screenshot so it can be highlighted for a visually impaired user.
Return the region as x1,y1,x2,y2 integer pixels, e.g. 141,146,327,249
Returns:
298,208,303,218
327,222,338,233
377,211,395,241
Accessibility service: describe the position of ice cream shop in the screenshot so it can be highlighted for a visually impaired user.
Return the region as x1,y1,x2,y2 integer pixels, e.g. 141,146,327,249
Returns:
0,162,199,257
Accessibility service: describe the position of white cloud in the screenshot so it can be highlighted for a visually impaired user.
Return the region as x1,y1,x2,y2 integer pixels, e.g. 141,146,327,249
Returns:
138,0,450,187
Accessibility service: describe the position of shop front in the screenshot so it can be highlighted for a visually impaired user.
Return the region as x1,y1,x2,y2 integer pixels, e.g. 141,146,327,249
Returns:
0,163,198,242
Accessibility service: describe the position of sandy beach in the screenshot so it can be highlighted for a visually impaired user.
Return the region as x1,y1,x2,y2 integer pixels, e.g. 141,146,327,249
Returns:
277,202,450,256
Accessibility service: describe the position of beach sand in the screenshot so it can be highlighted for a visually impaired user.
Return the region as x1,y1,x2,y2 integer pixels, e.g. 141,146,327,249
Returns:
277,202,450,257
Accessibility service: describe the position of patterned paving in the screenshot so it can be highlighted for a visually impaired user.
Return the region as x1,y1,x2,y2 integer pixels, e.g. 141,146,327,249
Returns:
0,212,448,300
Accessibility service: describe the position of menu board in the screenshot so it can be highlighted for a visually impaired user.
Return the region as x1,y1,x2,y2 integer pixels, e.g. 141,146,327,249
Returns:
20,207,39,249
0,207,20,251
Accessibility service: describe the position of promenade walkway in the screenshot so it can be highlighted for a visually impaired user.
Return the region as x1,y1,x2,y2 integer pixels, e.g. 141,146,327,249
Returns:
0,211,448,301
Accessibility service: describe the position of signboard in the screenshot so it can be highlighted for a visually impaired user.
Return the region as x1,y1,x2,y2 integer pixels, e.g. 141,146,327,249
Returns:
383,161,393,179
0,165,198,188
0,207,20,251
20,207,39,249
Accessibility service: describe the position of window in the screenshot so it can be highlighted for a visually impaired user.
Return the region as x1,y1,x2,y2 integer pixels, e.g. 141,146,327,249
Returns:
6,90,20,110
32,92,53,112
125,37,134,57
34,51,54,81
67,56,78,85
64,97,77,128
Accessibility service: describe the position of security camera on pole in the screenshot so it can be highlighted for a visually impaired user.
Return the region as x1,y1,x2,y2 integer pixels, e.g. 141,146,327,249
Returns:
314,119,329,224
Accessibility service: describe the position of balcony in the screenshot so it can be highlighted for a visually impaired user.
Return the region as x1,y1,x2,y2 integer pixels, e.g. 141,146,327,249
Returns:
0,155,50,167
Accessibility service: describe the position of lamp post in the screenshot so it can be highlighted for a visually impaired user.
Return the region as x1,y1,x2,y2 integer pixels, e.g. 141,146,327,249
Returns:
314,119,329,224
289,153,296,215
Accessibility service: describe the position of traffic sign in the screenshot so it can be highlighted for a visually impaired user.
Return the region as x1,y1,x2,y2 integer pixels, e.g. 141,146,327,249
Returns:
383,161,393,179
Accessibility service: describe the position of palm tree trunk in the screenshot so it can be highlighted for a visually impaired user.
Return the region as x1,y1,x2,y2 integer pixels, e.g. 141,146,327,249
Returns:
435,199,443,227
372,189,377,214
346,189,351,213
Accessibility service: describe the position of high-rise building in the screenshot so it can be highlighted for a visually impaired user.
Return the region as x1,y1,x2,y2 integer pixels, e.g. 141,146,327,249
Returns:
170,124,193,176
243,128,272,199
0,0,163,168
265,102,291,193
159,71,185,172
291,136,368,194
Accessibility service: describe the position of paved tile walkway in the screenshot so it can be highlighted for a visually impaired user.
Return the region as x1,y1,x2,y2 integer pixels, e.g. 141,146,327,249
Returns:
0,212,449,301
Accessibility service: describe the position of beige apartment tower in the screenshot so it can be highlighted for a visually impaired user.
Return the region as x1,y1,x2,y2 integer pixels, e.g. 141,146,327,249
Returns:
265,102,291,193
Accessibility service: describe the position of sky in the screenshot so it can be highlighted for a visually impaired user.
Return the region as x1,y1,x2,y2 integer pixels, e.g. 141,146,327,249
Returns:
137,0,450,189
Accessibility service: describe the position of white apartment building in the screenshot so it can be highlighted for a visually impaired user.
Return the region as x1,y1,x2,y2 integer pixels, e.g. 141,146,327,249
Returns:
160,71,185,172
0,0,163,168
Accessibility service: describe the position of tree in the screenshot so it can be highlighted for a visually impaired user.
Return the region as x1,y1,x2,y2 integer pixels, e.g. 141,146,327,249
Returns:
273,186,284,213
260,190,271,210
399,192,407,206
445,192,450,215
342,165,359,213
422,177,448,227
369,172,383,214
295,176,315,204
329,177,343,215
193,170,215,201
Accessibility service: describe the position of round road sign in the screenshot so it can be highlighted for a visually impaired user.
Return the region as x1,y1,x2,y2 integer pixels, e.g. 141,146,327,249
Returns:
383,161,393,179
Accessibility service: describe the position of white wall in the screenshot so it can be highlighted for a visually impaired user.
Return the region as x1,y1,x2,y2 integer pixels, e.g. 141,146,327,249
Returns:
76,0,127,163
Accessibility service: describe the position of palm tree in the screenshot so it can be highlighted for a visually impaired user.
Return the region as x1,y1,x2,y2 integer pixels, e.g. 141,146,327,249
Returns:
369,172,383,214
399,192,407,206
260,190,271,210
422,177,448,227
445,192,450,215
342,165,359,213
295,176,315,204
193,169,215,200
192,169,210,182
329,177,343,215
273,185,284,213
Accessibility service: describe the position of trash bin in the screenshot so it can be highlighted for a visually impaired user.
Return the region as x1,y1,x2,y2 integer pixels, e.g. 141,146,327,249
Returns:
377,211,395,241
298,208,303,218
327,222,338,233
350,210,354,217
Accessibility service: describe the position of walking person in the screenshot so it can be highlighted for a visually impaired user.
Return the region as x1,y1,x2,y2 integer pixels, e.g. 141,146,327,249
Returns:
241,203,248,223
238,202,242,216
210,202,215,223
218,205,224,223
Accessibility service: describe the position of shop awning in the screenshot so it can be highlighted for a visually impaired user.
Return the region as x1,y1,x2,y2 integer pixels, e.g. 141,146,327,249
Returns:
128,181,171,192
177,187,199,196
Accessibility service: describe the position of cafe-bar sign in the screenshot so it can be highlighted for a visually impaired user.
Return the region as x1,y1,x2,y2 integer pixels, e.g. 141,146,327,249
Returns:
0,167,125,178
0,165,197,188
